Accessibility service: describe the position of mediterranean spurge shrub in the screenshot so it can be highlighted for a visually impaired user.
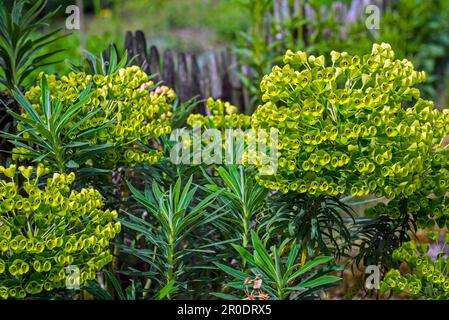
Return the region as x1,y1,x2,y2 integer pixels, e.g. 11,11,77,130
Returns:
251,43,449,199
0,164,120,299
12,66,174,169
381,234,449,300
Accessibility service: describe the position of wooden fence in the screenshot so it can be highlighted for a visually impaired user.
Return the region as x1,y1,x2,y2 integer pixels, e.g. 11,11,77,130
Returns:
124,30,248,115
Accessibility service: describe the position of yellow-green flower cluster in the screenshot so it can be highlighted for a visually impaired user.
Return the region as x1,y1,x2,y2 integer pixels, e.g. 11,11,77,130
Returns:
251,43,449,197
18,66,175,167
123,149,163,167
381,237,449,299
0,164,120,299
187,98,251,129
185,98,254,164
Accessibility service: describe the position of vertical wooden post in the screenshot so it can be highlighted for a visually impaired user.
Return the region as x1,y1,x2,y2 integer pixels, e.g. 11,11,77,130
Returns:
176,52,190,103
208,52,222,100
199,53,212,114
134,30,150,73
124,31,134,63
162,50,176,89
188,54,204,113
149,46,161,82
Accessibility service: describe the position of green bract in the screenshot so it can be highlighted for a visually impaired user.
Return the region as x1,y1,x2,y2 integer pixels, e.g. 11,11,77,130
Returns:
381,237,449,300
16,66,175,167
0,164,120,299
251,43,449,198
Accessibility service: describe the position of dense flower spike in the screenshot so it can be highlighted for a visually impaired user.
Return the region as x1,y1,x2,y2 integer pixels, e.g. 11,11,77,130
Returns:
187,98,251,129
381,237,449,299
185,98,253,164
16,66,174,167
251,43,449,197
0,164,120,299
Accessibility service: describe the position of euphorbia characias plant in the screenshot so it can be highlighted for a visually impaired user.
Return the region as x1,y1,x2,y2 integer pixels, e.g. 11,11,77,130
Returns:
16,66,175,168
0,164,120,299
251,43,449,201
381,234,449,299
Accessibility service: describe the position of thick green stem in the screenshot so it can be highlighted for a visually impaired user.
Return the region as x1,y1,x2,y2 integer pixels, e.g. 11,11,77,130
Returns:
51,135,66,172
277,286,285,300
242,207,250,249
55,150,65,172
166,235,175,300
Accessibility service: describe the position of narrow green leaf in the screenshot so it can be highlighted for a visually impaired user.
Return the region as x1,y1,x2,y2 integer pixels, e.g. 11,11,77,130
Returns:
213,262,248,281
287,256,334,283
288,275,342,290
